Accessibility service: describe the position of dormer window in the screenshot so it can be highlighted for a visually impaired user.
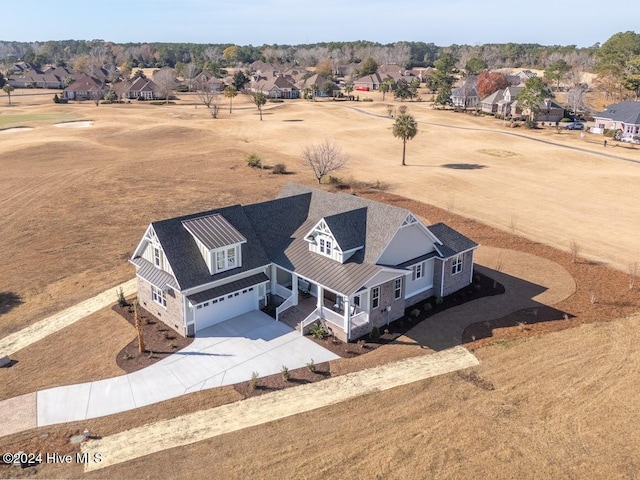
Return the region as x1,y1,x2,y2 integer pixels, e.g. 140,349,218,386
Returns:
153,246,162,268
215,246,239,273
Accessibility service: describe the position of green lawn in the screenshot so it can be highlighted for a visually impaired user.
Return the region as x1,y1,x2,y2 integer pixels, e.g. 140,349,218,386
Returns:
0,113,80,127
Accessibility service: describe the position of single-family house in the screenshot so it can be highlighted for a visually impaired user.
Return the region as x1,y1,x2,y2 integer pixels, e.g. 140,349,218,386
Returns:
250,75,300,99
63,74,106,100
130,184,478,342
353,73,385,91
296,74,336,97
123,77,161,100
451,77,479,109
515,98,564,123
592,101,640,141
481,86,523,116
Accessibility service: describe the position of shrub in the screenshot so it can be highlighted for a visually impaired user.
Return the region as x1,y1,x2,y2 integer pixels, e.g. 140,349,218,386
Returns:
249,371,259,390
272,163,287,174
246,153,262,168
435,296,444,305
309,321,329,339
281,365,291,381
524,119,537,129
369,326,380,342
306,359,316,373
410,308,420,318
123,351,132,360
423,302,432,311
147,351,157,359
560,117,572,123
53,94,60,103
116,287,127,307
362,98,373,102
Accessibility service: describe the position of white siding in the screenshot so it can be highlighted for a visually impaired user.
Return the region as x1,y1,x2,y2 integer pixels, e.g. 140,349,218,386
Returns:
377,224,436,266
405,258,435,297
140,242,174,276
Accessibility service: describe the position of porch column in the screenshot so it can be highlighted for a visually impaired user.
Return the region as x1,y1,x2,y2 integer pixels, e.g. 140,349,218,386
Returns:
343,296,350,342
317,285,323,318
291,274,299,306
270,264,277,297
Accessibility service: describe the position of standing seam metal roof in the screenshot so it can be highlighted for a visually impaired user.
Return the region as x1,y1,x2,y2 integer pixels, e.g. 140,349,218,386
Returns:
182,214,247,250
131,257,179,290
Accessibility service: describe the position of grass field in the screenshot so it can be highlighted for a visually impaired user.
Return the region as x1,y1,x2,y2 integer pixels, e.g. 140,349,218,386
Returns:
1,90,640,479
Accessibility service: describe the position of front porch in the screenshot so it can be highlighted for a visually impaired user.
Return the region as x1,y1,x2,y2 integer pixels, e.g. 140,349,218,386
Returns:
270,266,370,342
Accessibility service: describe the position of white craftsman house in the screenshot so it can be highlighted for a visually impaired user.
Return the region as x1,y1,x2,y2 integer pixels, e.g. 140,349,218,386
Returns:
130,184,478,342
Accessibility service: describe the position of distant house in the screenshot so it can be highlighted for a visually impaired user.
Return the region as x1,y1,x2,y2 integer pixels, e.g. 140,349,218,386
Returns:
130,183,478,341
451,77,479,109
63,74,106,100
250,75,300,99
592,101,640,141
296,74,335,97
481,86,523,115
123,77,160,100
8,65,76,89
515,98,564,123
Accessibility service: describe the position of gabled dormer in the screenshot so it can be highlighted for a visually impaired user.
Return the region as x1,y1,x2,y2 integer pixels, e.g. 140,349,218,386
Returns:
182,214,247,275
131,225,175,276
305,209,366,263
376,212,442,266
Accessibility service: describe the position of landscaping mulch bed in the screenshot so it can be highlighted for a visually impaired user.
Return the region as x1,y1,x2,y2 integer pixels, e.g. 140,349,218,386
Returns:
305,270,504,356
353,187,640,349
234,362,331,398
113,301,193,374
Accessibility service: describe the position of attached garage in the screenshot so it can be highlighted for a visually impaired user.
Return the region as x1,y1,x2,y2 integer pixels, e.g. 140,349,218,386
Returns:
187,273,269,333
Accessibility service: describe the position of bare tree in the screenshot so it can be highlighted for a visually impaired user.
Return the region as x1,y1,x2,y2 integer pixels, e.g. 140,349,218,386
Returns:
153,67,177,104
567,84,588,115
302,139,349,184
195,83,221,118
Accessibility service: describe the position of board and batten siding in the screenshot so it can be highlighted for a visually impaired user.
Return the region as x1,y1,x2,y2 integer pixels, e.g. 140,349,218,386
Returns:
140,242,175,277
376,224,436,266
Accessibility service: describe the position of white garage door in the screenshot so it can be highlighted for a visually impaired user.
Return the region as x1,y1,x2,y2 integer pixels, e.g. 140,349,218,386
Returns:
195,287,259,331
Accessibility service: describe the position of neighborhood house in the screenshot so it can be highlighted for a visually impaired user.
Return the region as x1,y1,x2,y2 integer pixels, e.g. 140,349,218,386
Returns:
592,101,640,142
130,184,478,342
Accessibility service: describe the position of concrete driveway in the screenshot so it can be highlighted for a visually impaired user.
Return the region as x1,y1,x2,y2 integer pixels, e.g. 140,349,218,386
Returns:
36,311,339,427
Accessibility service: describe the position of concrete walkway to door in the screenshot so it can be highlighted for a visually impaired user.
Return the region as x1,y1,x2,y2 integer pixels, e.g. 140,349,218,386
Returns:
32,311,338,428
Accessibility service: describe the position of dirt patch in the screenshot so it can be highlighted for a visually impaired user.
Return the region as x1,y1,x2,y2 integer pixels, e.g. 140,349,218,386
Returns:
113,302,193,374
234,362,331,398
477,148,519,157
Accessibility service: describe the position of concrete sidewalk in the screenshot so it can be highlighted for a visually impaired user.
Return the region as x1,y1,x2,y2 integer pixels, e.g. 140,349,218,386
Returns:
0,279,137,357
36,312,338,427
82,345,479,472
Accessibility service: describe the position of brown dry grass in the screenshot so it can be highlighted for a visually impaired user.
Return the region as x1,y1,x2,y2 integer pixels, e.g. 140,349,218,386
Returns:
2,91,640,479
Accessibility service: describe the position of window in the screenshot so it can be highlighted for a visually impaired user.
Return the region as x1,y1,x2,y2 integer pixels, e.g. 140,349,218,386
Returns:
353,295,360,307
319,238,326,254
372,287,380,309
394,278,402,299
153,246,162,268
326,240,332,252
203,302,209,307
215,246,239,272
414,263,423,279
151,286,166,307
452,254,463,275
216,250,225,270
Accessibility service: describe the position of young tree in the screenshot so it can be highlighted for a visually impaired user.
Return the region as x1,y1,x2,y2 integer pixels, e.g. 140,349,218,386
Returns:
302,139,349,183
133,299,144,354
343,83,354,98
248,91,267,120
196,83,220,118
224,85,238,113
359,57,379,76
394,79,416,101
517,77,551,121
2,84,14,105
392,114,418,166
153,67,177,104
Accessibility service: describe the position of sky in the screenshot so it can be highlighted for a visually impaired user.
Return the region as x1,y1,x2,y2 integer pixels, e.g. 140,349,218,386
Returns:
4,0,639,47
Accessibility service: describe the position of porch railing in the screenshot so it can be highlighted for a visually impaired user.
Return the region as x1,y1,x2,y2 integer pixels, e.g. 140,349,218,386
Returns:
275,294,295,321
274,284,292,299
321,307,345,330
299,307,320,336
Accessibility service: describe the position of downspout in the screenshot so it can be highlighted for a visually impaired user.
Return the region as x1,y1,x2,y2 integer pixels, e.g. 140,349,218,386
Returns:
440,259,445,297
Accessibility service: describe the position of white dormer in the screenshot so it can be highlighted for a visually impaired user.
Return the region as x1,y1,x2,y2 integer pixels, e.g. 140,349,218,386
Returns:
306,219,340,261
132,225,175,276
182,214,247,275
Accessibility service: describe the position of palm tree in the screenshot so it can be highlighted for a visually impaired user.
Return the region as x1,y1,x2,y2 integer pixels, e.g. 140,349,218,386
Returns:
224,85,238,113
344,83,354,98
250,91,267,120
392,114,419,166
379,78,394,101
3,84,14,105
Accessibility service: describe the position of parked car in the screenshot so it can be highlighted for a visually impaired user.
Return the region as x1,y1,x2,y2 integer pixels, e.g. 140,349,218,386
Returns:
566,122,585,130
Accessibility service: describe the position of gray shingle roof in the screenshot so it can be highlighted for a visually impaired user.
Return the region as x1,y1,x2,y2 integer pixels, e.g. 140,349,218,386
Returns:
595,101,640,125
151,205,270,290
182,214,247,250
428,223,478,258
323,208,366,251
186,272,269,305
131,257,179,290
